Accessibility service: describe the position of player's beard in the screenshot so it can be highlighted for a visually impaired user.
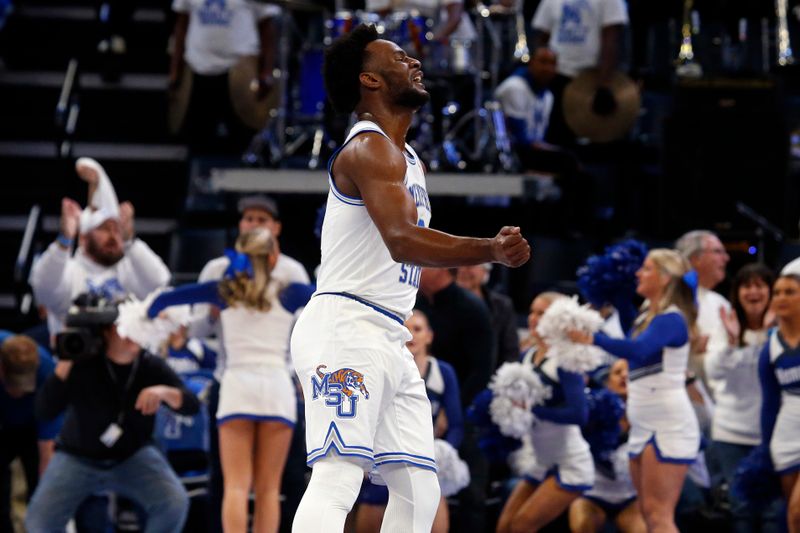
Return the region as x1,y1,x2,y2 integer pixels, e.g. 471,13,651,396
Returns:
392,84,430,109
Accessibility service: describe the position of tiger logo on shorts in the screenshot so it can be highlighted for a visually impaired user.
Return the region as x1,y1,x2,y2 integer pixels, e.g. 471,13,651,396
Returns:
311,365,369,418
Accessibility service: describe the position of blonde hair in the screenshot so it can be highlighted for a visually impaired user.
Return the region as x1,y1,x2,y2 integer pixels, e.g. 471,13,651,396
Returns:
633,248,697,337
218,228,277,311
534,291,568,307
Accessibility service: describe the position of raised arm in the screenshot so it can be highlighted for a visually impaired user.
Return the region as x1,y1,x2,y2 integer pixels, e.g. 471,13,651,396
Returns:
592,312,688,365
333,134,530,268
147,281,225,319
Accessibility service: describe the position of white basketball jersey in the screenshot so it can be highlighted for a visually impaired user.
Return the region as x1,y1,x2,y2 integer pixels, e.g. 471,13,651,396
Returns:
316,120,432,320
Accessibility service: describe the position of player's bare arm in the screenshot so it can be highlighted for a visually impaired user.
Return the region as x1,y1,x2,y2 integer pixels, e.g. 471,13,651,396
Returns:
333,133,531,268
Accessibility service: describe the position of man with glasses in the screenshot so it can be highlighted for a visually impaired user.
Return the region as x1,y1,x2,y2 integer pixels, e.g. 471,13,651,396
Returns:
675,229,732,393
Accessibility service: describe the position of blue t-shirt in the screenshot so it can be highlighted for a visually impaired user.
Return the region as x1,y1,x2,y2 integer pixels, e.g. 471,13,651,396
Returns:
0,330,62,439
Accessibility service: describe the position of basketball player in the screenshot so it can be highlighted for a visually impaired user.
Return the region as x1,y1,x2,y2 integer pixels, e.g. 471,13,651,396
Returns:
290,24,530,533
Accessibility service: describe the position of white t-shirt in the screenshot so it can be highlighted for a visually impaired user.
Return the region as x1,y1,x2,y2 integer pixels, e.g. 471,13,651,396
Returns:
494,74,554,143
173,0,281,75
531,0,628,77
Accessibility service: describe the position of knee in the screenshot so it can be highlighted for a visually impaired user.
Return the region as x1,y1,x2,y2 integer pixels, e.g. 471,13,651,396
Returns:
150,485,189,522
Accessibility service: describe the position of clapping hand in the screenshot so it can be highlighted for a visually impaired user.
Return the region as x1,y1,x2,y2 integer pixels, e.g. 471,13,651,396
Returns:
60,198,82,240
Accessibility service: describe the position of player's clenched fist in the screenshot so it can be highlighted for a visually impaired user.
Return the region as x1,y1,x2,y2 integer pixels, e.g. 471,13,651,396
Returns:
491,226,531,268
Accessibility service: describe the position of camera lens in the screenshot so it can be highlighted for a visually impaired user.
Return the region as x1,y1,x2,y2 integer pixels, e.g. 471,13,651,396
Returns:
62,334,86,356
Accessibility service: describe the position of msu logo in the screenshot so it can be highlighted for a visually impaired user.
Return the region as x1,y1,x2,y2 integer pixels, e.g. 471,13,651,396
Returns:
311,365,370,418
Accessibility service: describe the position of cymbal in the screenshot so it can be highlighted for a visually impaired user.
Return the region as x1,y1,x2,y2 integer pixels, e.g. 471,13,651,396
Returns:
228,56,280,131
562,69,641,143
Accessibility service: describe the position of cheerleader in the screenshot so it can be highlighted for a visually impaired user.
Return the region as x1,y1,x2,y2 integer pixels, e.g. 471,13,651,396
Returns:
355,309,463,533
497,292,594,533
759,273,800,533
569,359,645,533
147,228,313,533
569,248,700,533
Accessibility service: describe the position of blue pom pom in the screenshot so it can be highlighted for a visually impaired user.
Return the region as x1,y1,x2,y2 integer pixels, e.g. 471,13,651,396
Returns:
468,388,522,464
582,388,625,461
731,444,782,506
577,240,648,309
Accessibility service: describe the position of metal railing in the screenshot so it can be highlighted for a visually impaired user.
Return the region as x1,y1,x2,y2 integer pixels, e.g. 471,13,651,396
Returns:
13,205,42,315
55,58,81,158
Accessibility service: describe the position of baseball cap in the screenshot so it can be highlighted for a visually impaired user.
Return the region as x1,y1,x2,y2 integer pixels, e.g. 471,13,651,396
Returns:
237,195,280,220
0,336,40,394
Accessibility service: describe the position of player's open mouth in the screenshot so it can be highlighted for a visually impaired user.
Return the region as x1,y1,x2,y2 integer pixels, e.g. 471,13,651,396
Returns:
412,72,424,84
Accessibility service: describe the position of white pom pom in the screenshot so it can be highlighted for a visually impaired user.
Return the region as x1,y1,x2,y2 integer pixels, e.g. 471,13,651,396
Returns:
535,296,606,373
488,362,551,439
115,291,190,353
508,435,537,477
434,439,471,497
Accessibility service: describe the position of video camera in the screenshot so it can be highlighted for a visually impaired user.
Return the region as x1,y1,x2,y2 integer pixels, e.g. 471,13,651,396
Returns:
55,293,120,361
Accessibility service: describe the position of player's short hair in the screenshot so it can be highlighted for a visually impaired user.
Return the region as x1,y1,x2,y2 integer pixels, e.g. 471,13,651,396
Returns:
323,24,379,114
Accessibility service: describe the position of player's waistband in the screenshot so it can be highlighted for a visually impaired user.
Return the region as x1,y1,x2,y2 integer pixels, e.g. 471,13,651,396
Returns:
314,292,404,325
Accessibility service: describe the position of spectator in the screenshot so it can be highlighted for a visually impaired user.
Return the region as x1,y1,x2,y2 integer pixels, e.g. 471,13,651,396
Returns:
30,158,170,338
417,267,494,532
0,333,61,533
25,299,199,532
354,309,463,533
148,228,313,533
189,194,309,533
162,326,217,375
169,0,281,155
704,263,784,532
531,0,629,146
455,264,520,367
758,273,800,533
676,229,732,389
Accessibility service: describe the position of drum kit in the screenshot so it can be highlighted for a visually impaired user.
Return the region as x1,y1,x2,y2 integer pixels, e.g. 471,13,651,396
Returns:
170,0,644,170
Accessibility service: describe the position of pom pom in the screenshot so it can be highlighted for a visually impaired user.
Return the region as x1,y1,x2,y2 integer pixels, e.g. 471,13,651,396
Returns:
577,240,648,308
115,292,190,353
731,444,782,506
508,436,537,477
582,388,625,461
536,296,606,373
467,388,523,464
488,362,551,439
434,439,471,497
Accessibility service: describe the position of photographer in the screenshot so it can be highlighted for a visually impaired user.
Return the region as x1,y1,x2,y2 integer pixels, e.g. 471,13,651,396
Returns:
25,299,199,533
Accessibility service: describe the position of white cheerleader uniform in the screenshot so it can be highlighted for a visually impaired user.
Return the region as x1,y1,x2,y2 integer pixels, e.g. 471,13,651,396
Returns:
594,306,700,463
760,330,800,474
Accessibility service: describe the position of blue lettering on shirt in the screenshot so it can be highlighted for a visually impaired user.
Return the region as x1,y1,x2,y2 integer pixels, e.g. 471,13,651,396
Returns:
557,0,592,45
198,0,232,26
398,219,426,288
86,278,126,301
